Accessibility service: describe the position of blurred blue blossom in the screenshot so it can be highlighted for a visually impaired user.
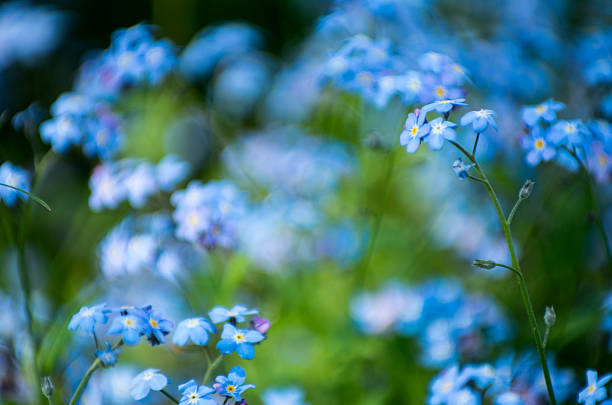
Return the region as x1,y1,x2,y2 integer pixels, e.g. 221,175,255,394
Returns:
130,369,169,400
94,342,120,367
173,317,215,346
522,126,556,166
68,304,109,336
209,305,258,324
521,99,565,127
0,162,30,206
460,109,497,133
579,370,612,405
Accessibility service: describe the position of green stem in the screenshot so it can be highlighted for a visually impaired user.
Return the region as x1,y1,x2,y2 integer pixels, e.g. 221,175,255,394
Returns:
451,143,557,405
68,340,123,405
472,132,481,156
202,354,223,385
358,150,395,287
506,198,523,226
160,389,179,404
563,146,612,266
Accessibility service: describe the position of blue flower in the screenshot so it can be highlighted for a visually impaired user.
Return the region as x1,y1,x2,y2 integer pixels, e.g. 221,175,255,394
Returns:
156,155,190,191
494,391,523,405
521,99,565,127
0,162,31,206
522,126,556,166
460,109,497,133
67,303,109,335
130,369,169,400
94,342,120,366
178,379,216,405
172,317,216,346
216,324,264,360
578,370,612,405
452,158,474,180
107,312,148,346
143,308,173,346
40,115,82,153
549,120,588,147
209,305,258,324
399,112,430,153
429,365,472,405
214,366,255,401
425,117,456,150
422,98,467,114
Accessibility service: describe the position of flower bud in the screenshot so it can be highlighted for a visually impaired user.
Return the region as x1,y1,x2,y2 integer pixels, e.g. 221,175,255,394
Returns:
472,259,497,270
544,306,556,327
41,376,54,398
519,180,535,200
250,316,270,334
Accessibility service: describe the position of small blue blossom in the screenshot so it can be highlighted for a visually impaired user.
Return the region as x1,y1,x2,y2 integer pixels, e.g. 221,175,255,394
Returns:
521,99,565,127
494,391,523,405
178,379,216,405
216,324,264,360
107,312,148,346
172,317,216,346
67,303,109,335
578,370,612,405
429,365,472,405
460,109,497,133
549,120,588,147
422,98,467,114
452,158,474,180
214,366,255,401
156,155,190,191
522,126,556,166
209,305,259,324
425,117,456,150
94,342,120,367
130,369,169,400
0,162,31,206
143,308,173,346
40,115,81,153
399,112,430,153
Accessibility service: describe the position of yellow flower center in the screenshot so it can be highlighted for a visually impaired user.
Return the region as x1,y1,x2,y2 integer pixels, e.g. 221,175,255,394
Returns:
598,154,608,167
124,318,134,327
535,139,545,150
588,384,596,394
150,319,159,328
536,105,546,113
435,86,446,97
440,100,450,104
188,214,199,226
411,126,418,136
234,333,244,342
226,385,236,393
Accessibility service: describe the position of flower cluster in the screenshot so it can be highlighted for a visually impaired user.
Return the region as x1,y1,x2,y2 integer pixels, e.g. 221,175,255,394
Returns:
0,162,31,206
519,98,612,182
321,35,467,108
428,356,575,405
40,24,177,159
350,279,510,367
89,155,190,211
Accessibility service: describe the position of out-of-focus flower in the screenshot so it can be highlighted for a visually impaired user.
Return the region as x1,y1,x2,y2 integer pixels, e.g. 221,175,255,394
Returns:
262,387,308,405
209,305,259,324
452,158,474,180
172,317,215,346
94,342,120,367
422,98,467,114
130,369,169,400
0,162,30,206
68,304,109,335
521,99,565,127
522,126,556,166
460,109,497,133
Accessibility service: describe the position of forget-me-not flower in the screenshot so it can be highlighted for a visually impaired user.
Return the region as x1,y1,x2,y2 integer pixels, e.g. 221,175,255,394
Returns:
178,379,216,405
95,342,120,366
214,366,255,401
68,303,109,335
130,369,169,400
460,109,497,133
399,112,430,153
579,370,612,405
521,99,565,127
216,324,265,360
173,317,216,346
425,117,456,150
209,305,258,324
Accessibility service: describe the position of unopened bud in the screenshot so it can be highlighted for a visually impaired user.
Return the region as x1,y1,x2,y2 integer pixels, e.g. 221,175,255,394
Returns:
250,316,270,334
473,259,497,270
544,306,556,327
519,180,535,200
41,376,54,398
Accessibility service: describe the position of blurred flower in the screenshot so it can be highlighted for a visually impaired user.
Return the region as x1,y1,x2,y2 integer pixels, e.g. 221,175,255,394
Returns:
452,158,474,180
262,387,308,405
425,117,456,150
422,98,467,114
173,317,216,346
67,304,109,336
250,316,271,334
214,366,255,401
0,162,30,206
521,99,564,127
130,369,169,400
522,126,556,166
460,109,497,133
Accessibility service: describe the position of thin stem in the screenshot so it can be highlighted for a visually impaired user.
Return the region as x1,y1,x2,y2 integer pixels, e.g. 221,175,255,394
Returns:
202,354,223,385
68,340,123,405
450,141,557,405
44,396,54,405
506,198,523,226
466,174,487,185
358,149,396,287
563,146,612,266
472,132,481,156
160,389,180,404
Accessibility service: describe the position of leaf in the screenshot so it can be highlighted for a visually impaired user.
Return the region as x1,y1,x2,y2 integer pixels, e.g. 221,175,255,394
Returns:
0,182,51,211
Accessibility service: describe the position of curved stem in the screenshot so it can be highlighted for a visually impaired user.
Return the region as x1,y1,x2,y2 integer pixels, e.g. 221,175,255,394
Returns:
202,354,223,385
68,340,123,405
451,142,557,405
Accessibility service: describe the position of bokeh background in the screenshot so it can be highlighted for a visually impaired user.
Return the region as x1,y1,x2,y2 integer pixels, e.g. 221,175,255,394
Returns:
1,0,612,404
